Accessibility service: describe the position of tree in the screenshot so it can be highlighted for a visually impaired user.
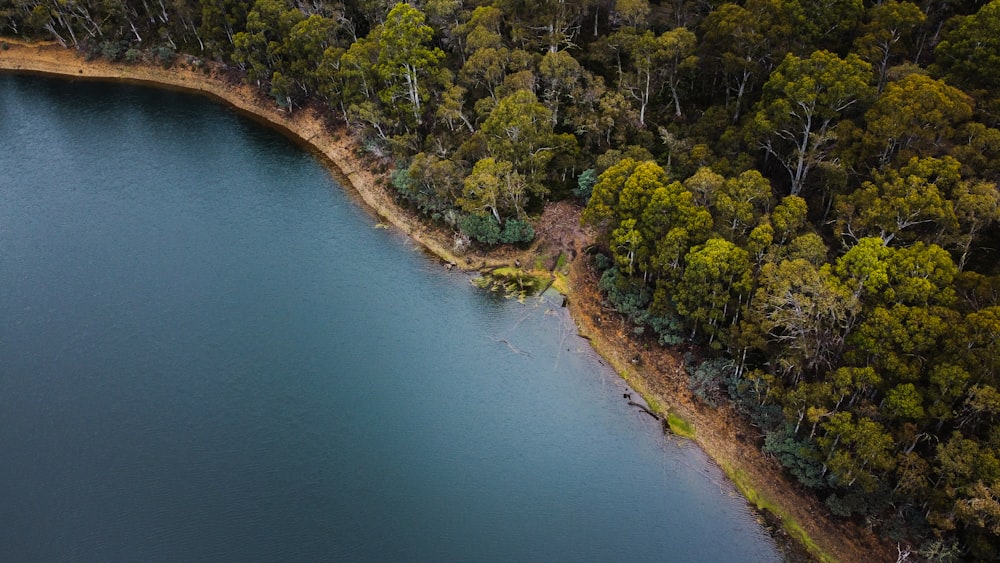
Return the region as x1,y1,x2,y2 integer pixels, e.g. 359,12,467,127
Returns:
458,157,528,223
658,27,698,118
818,412,896,492
232,0,303,86
538,49,583,126
280,14,341,97
852,0,926,92
646,180,714,272
581,157,641,229
674,238,752,342
459,46,531,103
934,0,1000,97
700,0,798,122
750,259,859,379
376,3,444,128
952,179,1000,270
835,162,957,246
849,303,952,383
771,195,808,247
751,50,874,195
834,236,892,301
713,169,773,241
479,89,575,196
862,74,973,166
606,28,662,128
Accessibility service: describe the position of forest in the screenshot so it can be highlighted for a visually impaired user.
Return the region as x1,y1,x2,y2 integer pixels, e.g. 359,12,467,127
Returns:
3,0,1000,558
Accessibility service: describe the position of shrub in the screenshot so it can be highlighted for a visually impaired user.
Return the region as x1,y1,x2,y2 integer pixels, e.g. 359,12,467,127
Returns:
154,45,176,66
688,357,734,407
762,426,826,489
598,265,683,345
99,40,126,61
499,218,535,244
459,214,502,245
574,168,596,201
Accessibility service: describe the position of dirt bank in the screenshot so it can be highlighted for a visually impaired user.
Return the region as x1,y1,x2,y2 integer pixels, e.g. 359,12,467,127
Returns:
1,38,893,562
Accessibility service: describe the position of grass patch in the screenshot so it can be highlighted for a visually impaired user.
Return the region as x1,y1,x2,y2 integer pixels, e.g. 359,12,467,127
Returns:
474,267,553,299
550,270,570,295
666,412,695,438
555,252,568,272
721,463,834,563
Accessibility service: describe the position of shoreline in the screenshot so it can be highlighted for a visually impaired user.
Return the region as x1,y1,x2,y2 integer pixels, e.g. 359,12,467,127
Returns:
0,38,468,268
1,39,892,562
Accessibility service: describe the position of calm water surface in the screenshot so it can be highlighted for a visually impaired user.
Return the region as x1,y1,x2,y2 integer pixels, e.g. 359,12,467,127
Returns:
0,74,779,561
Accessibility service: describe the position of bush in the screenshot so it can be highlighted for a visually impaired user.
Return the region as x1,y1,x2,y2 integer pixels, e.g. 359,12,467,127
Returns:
99,40,126,61
598,266,684,345
459,214,502,245
762,426,826,489
499,218,535,244
688,357,735,407
599,266,652,321
646,310,684,346
154,45,176,66
574,168,596,201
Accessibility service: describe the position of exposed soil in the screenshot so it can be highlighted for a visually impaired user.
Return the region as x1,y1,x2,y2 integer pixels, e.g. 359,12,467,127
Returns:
1,38,894,562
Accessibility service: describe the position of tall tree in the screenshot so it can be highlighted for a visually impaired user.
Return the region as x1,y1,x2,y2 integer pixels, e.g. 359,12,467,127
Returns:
750,50,874,195
852,0,926,92
376,2,444,127
862,73,973,167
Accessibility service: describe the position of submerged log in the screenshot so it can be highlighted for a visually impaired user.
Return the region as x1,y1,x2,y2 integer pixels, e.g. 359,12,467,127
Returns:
627,400,660,420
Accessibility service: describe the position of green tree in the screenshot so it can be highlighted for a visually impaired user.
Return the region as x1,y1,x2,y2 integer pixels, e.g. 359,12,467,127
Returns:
376,3,445,128
835,162,957,246
674,238,752,342
700,0,798,122
934,0,1000,98
952,179,1000,270
818,412,896,492
862,74,973,166
771,194,809,247
714,169,773,241
751,50,874,195
750,259,859,379
538,49,583,126
458,157,528,224
479,89,575,196
852,0,926,91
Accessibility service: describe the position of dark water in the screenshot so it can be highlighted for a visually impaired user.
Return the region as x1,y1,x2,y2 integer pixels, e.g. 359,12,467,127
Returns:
0,74,779,561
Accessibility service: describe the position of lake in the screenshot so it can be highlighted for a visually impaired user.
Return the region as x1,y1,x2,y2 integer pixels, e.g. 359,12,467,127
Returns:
0,74,780,561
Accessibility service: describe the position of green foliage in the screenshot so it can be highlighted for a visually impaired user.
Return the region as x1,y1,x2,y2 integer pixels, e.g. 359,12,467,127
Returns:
688,357,735,407
751,50,874,195
499,218,535,244
763,426,827,489
574,169,597,201
459,213,502,245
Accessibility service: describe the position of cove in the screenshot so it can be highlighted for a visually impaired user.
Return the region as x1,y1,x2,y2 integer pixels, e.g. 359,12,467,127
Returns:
0,74,780,561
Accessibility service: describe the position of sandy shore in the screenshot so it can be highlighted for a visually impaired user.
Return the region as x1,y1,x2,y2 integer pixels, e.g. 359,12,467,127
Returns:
1,38,893,562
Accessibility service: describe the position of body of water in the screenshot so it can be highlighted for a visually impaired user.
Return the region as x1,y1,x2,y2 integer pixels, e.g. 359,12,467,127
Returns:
0,74,779,561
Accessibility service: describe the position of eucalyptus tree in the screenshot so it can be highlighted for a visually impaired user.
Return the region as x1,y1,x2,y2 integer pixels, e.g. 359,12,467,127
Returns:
750,50,874,196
